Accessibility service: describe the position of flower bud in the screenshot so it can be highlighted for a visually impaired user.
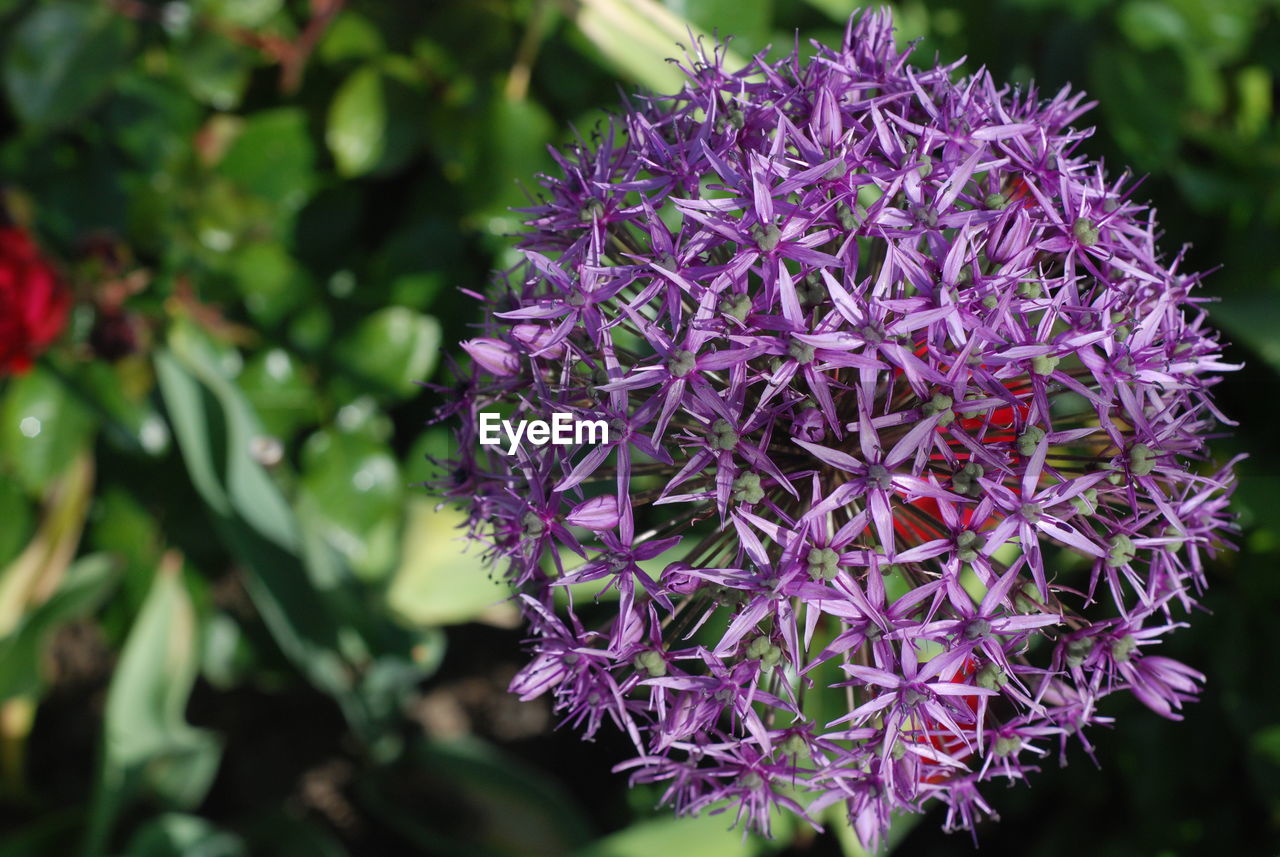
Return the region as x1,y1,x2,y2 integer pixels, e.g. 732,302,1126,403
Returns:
566,495,621,531
461,337,520,376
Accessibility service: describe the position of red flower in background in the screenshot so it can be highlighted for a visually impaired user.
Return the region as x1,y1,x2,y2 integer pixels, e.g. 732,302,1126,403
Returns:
0,226,69,374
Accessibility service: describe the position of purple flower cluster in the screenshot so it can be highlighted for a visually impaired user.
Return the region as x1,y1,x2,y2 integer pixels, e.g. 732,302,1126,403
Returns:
435,10,1239,844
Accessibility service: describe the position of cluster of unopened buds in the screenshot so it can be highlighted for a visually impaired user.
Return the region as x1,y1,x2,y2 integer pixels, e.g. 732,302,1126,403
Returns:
435,9,1239,844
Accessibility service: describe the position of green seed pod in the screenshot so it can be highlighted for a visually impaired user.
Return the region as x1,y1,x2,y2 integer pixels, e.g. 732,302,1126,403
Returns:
788,339,817,365
633,649,668,677
1031,354,1060,376
806,547,840,580
1110,635,1137,663
976,662,1009,690
667,349,697,378
1066,635,1095,667
1073,217,1099,246
1017,280,1043,299
1106,534,1136,568
1128,443,1156,476
719,292,752,321
732,471,765,505
1017,425,1045,456
710,418,739,450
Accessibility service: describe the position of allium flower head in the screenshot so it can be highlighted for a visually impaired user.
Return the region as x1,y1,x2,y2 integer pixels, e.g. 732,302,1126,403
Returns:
434,9,1239,843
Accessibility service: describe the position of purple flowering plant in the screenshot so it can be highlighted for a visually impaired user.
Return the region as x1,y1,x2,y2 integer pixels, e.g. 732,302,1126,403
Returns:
433,8,1239,845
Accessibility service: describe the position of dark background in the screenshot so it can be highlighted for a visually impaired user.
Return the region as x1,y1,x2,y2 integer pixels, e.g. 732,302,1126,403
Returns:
0,1,1276,855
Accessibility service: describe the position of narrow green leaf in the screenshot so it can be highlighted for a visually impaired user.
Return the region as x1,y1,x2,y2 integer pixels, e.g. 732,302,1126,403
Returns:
84,555,222,855
156,327,433,742
799,0,855,22
152,350,233,518
100,557,214,778
0,478,34,569
569,0,747,93
0,554,117,700
663,0,773,53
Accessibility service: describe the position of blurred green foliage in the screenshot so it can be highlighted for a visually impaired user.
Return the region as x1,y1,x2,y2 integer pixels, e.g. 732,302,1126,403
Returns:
0,0,1276,855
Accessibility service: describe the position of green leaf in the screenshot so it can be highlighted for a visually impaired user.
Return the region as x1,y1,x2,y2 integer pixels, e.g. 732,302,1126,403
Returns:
104,72,204,167
318,10,386,63
467,97,555,235
238,814,351,857
0,366,96,494
798,0,855,22
0,478,34,569
57,360,171,458
155,339,347,677
1253,724,1280,767
360,738,594,857
164,326,296,545
387,498,514,627
230,242,315,327
171,27,253,110
101,558,216,781
568,0,746,93
0,554,117,700
0,810,80,857
0,455,94,635
332,395,392,441
299,429,402,580
122,812,247,857
663,0,772,53
238,347,319,440
155,325,432,741
402,426,449,486
201,0,284,28
327,65,387,177
84,555,222,854
217,108,317,210
825,806,921,857
200,610,250,689
1236,65,1272,139
572,812,753,857
1212,295,1280,375
370,215,459,307
2,0,133,128
335,306,441,396
289,303,335,354
1089,43,1185,171
1116,0,1188,51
